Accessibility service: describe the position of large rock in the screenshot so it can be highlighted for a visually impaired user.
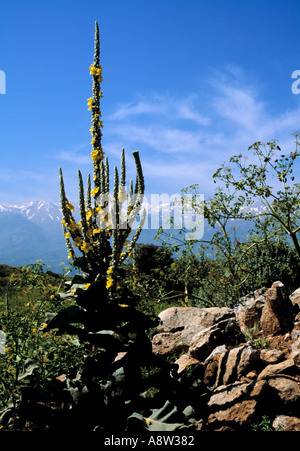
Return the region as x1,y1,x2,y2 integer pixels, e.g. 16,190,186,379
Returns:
260,348,284,364
267,376,300,414
189,317,244,362
235,289,266,333
207,380,267,431
152,306,235,356
273,415,300,431
257,358,298,380
157,306,234,333
215,345,260,386
203,345,227,386
260,281,295,336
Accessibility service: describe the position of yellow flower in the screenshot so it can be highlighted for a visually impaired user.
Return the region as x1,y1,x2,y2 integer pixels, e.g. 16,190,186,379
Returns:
106,267,113,275
93,228,100,234
66,201,75,211
68,252,73,259
42,324,47,329
91,187,99,196
81,242,93,254
87,97,93,110
71,289,77,295
65,232,71,239
106,276,113,290
85,283,91,290
89,64,103,81
91,149,105,162
32,328,37,333
50,294,55,300
61,218,66,226
118,304,128,308
86,209,93,221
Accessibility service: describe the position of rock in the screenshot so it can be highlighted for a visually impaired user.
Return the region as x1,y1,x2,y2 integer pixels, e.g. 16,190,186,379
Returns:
157,307,235,334
267,376,300,413
150,283,300,431
215,345,260,386
152,306,235,356
257,358,298,380
189,317,244,362
290,288,300,309
207,380,267,431
236,289,266,333
203,345,227,386
261,281,295,336
152,331,183,356
273,415,300,431
174,354,200,374
260,348,284,364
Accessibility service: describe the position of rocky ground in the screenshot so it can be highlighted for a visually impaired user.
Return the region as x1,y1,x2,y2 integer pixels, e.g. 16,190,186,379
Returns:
151,282,300,431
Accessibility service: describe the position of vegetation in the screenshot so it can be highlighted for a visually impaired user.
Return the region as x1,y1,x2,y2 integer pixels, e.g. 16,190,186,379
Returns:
0,22,298,432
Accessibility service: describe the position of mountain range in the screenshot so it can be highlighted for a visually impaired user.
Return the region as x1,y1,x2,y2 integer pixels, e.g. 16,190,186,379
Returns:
0,201,67,272
0,200,254,273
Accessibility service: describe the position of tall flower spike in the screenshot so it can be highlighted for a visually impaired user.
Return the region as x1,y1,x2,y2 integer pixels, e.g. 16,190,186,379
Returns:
89,21,104,183
59,22,145,289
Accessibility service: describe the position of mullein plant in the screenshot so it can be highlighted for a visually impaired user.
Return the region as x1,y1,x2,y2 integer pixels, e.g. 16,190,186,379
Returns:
0,23,202,433
59,21,145,303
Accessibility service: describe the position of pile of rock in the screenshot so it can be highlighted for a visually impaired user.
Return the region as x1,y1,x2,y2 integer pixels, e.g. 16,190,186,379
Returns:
152,281,300,431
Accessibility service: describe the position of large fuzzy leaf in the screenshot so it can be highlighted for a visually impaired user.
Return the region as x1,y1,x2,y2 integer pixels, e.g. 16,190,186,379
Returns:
127,400,195,432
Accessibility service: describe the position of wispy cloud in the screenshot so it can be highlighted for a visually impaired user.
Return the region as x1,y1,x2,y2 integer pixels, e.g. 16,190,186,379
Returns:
108,93,210,126
104,69,300,195
52,68,300,198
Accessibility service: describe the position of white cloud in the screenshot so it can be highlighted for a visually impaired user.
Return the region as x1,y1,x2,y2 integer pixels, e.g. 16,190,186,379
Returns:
52,68,300,199
108,93,210,126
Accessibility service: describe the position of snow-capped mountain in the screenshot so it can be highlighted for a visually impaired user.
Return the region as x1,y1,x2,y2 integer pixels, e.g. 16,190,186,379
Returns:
0,201,66,272
0,200,62,225
0,198,259,273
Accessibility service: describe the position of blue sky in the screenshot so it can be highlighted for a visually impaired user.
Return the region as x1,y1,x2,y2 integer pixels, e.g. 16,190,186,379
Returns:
1,0,300,204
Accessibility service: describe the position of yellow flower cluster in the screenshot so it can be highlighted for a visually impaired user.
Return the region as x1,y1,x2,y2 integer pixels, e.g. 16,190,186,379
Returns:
66,201,75,211
106,275,113,290
91,187,99,196
89,64,103,82
91,148,105,162
87,97,93,110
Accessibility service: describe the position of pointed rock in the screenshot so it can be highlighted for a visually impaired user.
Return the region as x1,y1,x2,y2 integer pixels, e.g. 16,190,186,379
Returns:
261,281,295,336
